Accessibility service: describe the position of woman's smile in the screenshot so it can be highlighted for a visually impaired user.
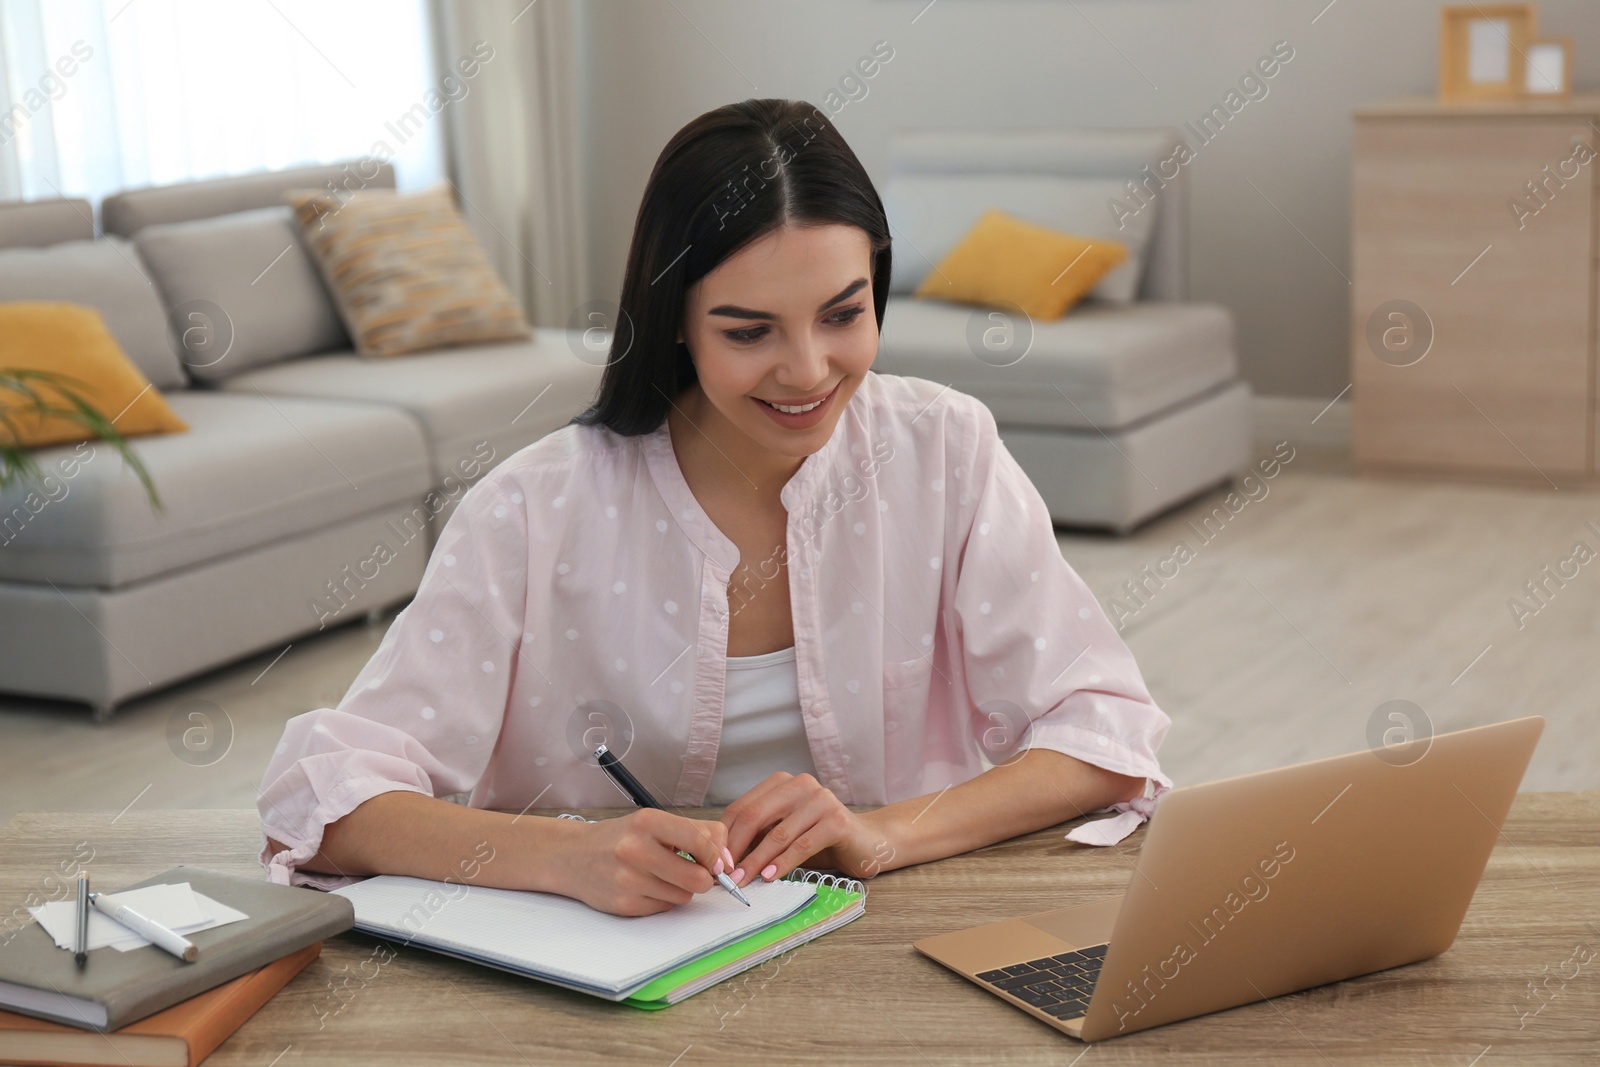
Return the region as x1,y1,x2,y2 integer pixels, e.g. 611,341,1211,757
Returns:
752,382,840,428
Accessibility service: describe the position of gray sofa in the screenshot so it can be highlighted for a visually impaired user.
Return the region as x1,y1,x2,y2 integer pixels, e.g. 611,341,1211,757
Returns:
1,134,1247,718
0,161,603,719
874,127,1251,531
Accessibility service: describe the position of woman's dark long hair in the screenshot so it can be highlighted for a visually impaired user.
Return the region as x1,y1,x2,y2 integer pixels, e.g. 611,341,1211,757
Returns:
568,98,892,437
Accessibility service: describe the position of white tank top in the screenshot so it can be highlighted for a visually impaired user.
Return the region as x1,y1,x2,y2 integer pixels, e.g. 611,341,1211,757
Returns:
705,644,818,805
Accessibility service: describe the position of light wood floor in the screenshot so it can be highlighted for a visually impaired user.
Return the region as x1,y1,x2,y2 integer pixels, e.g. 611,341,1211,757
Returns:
2,443,1596,826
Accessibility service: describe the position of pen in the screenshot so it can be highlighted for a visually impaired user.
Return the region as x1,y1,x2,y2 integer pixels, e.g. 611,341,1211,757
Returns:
594,744,751,906
74,871,89,969
88,892,199,963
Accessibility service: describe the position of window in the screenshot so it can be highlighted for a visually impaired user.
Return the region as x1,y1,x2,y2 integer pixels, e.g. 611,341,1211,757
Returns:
0,0,445,206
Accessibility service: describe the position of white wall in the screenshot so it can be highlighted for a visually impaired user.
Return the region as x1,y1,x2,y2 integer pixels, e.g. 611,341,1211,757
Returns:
579,0,1600,400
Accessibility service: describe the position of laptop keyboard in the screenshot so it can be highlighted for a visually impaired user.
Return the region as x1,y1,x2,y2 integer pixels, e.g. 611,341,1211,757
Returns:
975,944,1107,1020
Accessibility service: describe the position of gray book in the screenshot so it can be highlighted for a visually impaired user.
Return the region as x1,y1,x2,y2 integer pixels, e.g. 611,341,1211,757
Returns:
0,865,353,1032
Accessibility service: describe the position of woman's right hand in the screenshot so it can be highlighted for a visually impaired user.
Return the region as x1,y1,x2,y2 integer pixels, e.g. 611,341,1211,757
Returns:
554,808,738,916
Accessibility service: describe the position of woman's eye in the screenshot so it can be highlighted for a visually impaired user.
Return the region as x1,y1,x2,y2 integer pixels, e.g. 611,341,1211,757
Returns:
723,306,866,345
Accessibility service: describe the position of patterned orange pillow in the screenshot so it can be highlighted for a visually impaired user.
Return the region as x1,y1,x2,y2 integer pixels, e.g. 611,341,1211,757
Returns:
285,183,532,358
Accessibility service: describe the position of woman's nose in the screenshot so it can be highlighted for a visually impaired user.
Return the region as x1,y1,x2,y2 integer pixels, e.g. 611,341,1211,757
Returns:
779,332,831,388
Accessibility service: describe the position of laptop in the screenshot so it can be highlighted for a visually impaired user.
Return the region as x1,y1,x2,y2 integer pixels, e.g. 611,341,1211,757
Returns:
914,715,1544,1041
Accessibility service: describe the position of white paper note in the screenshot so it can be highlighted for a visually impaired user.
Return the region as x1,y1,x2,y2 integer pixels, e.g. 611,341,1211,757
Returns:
29,882,249,952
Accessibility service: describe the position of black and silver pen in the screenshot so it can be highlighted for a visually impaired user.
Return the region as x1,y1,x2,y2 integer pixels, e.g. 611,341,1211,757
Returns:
594,744,751,906
74,871,89,968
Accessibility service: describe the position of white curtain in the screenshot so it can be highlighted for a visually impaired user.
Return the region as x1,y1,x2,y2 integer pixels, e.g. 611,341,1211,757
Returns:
0,0,445,208
429,0,590,328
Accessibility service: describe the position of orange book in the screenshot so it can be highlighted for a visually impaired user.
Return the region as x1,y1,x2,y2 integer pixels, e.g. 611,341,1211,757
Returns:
0,942,320,1067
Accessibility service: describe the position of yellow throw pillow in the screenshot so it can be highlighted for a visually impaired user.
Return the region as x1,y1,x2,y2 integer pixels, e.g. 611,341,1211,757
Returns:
286,183,534,358
913,209,1128,321
0,301,188,448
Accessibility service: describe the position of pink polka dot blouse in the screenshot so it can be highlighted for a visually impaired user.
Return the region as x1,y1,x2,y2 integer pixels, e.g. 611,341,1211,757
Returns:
257,371,1173,888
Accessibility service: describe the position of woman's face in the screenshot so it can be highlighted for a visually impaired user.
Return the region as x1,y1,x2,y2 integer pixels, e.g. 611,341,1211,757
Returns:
677,222,878,464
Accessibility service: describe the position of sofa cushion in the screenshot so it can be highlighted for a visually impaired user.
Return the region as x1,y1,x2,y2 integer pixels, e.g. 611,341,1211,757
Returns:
913,209,1128,320
211,329,604,481
877,296,1236,430
884,174,1158,303
0,198,94,250
0,301,189,447
134,206,350,381
0,237,187,390
100,160,396,236
0,391,432,587
285,184,533,358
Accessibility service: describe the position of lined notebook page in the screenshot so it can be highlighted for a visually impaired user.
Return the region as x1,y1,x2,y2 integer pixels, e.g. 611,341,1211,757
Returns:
332,874,816,994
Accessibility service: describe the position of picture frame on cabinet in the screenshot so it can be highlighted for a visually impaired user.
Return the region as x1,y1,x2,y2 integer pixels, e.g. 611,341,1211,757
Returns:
1523,36,1573,98
1438,4,1536,103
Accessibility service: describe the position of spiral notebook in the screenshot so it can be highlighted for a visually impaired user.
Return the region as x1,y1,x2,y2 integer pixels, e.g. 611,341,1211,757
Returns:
624,870,866,1008
331,867,865,1003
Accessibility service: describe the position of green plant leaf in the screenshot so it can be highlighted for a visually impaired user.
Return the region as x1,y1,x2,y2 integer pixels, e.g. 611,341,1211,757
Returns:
0,368,164,511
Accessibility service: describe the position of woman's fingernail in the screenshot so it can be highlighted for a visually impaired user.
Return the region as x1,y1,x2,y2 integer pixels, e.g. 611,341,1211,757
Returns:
713,857,725,875
722,846,736,868
761,864,778,880
732,867,745,884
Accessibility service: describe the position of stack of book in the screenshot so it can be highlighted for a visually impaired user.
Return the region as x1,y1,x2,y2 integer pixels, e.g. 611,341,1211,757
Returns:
0,867,354,1067
0,859,867,1063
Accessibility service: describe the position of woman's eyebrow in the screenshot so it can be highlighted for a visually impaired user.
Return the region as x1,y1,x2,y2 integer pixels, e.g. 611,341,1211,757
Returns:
707,277,869,321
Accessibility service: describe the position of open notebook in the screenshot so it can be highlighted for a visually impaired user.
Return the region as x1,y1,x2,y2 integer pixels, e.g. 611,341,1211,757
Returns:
332,867,864,1003
624,871,865,1008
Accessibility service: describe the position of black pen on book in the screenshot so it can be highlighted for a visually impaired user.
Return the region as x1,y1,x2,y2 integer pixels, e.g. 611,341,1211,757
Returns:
74,870,89,968
594,744,751,906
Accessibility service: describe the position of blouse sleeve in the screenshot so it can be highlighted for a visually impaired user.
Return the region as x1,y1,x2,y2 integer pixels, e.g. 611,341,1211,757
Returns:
256,464,531,889
950,395,1173,844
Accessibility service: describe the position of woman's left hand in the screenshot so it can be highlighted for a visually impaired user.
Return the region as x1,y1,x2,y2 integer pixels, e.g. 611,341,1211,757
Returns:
719,772,895,885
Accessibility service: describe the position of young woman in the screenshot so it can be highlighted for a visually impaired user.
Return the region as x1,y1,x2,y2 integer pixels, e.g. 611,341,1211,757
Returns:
258,98,1172,917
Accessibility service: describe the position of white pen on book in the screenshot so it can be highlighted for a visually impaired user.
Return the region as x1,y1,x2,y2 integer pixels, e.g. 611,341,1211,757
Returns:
88,891,199,963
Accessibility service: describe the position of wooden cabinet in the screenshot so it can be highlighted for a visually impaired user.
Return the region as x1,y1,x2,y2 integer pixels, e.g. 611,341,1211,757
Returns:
1351,95,1599,483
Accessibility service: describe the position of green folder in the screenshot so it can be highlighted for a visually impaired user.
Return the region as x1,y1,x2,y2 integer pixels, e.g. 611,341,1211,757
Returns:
624,880,865,1008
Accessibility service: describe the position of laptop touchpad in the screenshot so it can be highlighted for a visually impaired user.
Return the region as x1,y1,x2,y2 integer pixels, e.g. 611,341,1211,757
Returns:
1022,896,1123,947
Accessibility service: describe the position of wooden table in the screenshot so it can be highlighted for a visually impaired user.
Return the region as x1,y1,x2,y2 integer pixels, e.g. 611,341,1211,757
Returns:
3,796,1597,1065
